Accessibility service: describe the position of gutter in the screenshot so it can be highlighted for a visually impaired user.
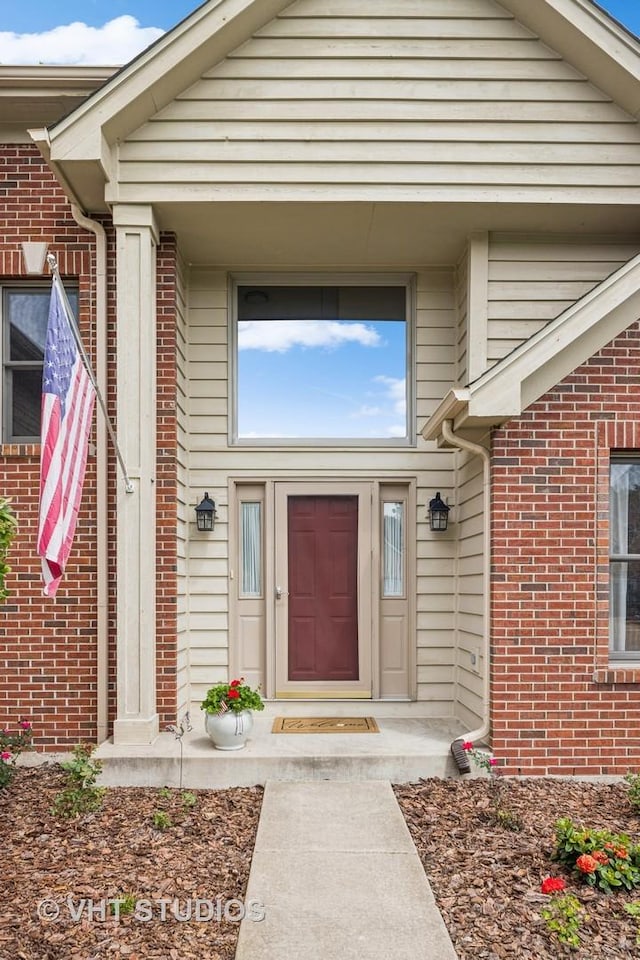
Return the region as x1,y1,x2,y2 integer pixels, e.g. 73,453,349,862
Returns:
440,419,491,771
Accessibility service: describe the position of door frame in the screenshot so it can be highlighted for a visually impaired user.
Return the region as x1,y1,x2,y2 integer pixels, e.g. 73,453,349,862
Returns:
274,481,373,698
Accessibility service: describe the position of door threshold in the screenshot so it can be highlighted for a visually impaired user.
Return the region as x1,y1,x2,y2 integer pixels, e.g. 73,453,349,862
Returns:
275,691,371,699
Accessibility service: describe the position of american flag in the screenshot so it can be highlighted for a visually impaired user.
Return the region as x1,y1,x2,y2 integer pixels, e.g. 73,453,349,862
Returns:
37,279,96,597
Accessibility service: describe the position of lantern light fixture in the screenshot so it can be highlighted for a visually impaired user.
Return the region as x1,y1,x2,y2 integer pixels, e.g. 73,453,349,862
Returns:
428,492,450,532
195,492,217,532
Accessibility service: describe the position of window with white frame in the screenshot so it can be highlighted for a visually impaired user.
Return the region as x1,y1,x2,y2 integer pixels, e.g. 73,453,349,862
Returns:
2,285,78,442
232,277,412,444
610,457,640,658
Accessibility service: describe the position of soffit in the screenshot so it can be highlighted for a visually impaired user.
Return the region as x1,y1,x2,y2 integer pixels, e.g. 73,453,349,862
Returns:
0,66,115,128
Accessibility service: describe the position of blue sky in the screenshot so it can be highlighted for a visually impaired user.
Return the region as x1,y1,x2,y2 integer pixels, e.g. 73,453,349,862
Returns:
0,0,638,63
0,0,639,35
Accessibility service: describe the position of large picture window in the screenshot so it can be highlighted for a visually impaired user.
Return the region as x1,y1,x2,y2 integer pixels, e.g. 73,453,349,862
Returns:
610,458,640,658
232,276,412,445
2,285,78,442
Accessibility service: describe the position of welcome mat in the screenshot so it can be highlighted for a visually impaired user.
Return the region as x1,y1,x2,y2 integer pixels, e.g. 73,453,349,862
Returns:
272,717,380,734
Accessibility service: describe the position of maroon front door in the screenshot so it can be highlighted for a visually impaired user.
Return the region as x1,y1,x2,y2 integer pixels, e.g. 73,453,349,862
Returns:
287,495,359,682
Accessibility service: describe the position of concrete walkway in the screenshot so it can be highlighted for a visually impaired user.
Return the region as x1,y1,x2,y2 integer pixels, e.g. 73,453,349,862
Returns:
235,780,459,960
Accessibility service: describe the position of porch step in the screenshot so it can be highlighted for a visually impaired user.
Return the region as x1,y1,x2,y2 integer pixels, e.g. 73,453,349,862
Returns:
95,715,463,788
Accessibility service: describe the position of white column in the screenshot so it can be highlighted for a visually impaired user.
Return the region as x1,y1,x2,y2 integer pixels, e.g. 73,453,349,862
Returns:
466,231,489,383
112,204,159,745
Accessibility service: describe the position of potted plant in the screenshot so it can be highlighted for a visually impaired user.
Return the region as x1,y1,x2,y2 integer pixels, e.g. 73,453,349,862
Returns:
200,678,264,750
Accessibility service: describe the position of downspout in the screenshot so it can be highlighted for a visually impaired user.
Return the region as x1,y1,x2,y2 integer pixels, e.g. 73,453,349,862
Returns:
70,205,109,745
29,126,110,743
440,419,491,764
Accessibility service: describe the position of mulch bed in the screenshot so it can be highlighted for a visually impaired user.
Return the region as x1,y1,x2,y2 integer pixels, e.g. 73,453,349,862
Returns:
394,777,640,959
0,765,263,960
3,767,640,959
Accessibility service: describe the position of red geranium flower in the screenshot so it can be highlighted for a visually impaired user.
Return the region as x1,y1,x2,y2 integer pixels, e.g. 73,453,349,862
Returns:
227,688,240,699
461,741,473,752
230,679,241,687
541,876,567,895
576,854,599,874
591,850,609,865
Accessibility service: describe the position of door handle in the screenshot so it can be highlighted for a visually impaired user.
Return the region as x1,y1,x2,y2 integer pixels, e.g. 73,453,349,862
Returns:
275,585,288,599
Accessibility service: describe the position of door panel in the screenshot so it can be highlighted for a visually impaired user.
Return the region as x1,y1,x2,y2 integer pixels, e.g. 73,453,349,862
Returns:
274,481,372,698
288,495,359,681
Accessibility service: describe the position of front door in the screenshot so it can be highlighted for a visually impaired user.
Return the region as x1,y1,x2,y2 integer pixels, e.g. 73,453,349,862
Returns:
275,482,372,698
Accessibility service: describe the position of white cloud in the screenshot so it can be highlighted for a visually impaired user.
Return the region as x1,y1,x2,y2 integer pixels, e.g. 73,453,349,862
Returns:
386,424,408,437
350,404,384,419
374,375,406,417
0,16,164,65
238,320,382,353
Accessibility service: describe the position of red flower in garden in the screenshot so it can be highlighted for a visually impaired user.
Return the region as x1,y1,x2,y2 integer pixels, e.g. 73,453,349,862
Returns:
230,679,241,687
1,751,11,761
541,876,567,895
614,847,628,859
227,688,240,700
591,850,609,865
576,854,599,874
461,741,473,752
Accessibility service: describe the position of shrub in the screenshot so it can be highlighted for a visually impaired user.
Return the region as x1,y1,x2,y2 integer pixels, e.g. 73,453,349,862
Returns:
541,893,585,950
624,771,640,812
52,743,105,818
553,817,640,894
0,497,17,601
152,810,172,831
0,718,33,789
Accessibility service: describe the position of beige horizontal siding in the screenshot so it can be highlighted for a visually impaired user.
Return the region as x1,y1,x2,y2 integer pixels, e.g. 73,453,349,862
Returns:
186,265,459,707
454,450,485,731
487,237,640,365
118,0,640,201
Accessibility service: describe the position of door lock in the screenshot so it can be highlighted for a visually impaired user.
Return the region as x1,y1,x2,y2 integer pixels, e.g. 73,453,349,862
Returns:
275,585,288,599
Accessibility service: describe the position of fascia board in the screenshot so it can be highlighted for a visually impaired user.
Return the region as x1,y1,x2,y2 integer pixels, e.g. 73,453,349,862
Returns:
501,0,640,118
49,0,291,162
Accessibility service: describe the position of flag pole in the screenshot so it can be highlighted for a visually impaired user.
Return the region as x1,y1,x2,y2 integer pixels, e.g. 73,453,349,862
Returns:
47,254,134,494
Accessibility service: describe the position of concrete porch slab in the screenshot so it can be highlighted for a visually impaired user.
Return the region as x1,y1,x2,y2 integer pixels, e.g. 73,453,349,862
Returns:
95,710,464,788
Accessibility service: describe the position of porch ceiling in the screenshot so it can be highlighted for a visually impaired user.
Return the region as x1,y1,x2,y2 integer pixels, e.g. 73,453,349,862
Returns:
154,199,640,267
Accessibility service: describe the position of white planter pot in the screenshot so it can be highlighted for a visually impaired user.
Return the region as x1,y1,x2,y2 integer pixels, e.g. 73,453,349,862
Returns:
205,709,254,750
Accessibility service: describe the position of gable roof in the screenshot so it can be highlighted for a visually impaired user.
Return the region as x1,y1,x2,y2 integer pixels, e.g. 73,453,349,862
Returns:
422,251,640,443
32,0,640,213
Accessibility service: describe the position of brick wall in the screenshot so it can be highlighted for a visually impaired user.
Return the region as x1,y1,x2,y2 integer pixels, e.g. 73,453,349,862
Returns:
155,237,179,725
0,144,179,748
0,144,99,747
491,320,640,775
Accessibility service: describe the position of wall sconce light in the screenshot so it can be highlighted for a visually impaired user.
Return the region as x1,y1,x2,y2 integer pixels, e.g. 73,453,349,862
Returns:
195,492,217,531
428,492,450,531
21,241,49,275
